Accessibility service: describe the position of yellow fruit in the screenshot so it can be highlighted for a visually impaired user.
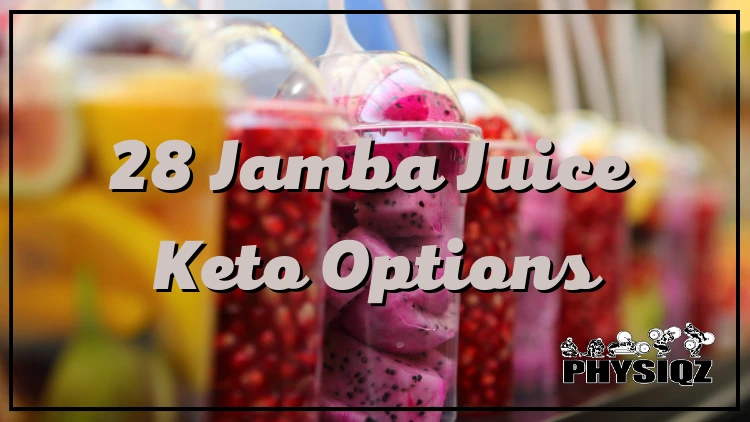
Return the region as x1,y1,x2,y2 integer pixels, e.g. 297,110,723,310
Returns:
10,185,214,393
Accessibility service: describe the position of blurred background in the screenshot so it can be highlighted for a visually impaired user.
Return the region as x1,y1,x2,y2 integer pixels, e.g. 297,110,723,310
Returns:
0,0,744,421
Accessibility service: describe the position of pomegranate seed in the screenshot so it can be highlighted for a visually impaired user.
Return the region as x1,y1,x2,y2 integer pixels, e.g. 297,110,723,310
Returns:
241,369,265,388
259,330,276,349
261,215,286,236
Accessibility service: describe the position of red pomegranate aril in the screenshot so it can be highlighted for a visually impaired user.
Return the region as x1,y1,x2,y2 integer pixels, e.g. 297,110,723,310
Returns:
258,330,276,349
211,111,342,421
458,136,519,409
241,369,265,389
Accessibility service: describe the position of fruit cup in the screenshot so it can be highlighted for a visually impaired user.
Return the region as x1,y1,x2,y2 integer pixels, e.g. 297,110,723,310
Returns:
450,80,532,409
554,112,628,403
660,141,726,357
506,100,563,406
192,23,353,421
317,52,482,422
5,11,224,413
611,128,669,348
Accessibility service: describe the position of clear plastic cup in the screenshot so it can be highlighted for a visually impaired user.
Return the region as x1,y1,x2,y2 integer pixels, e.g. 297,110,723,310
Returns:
506,100,563,406
6,9,221,413
450,79,530,410
193,23,351,420
661,141,725,356
611,127,669,351
316,52,481,422
554,111,628,403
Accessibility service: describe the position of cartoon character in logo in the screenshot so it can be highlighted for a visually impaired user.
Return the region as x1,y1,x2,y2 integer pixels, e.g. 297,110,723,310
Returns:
607,331,651,357
683,323,714,358
560,337,580,358
648,326,682,358
580,338,606,358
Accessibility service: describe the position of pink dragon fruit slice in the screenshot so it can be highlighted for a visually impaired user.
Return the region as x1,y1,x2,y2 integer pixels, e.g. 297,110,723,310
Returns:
321,398,373,422
380,89,463,123
340,290,458,354
327,227,397,315
354,190,442,238
403,349,456,387
322,329,447,422
390,237,453,315
334,141,421,202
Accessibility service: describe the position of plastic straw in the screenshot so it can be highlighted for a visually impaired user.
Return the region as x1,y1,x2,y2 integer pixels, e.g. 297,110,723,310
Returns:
567,0,615,120
449,0,471,79
325,0,363,55
383,0,427,59
608,0,643,126
198,0,223,30
640,23,666,135
539,0,579,112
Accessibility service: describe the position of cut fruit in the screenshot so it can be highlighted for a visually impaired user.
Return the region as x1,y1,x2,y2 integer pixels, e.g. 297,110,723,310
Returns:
3,50,83,199
11,185,214,394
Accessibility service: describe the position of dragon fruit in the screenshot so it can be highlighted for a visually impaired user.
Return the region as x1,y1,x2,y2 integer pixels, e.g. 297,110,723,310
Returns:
340,291,458,354
335,142,421,202
378,87,463,123
390,237,453,315
327,227,396,315
321,398,373,422
354,190,443,238
330,202,358,244
402,349,456,387
322,330,447,422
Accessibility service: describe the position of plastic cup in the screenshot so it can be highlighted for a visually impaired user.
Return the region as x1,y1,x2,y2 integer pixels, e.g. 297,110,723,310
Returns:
450,79,531,410
506,100,563,406
193,23,351,421
554,112,628,404
317,52,481,422
611,127,669,352
7,11,221,412
662,142,725,353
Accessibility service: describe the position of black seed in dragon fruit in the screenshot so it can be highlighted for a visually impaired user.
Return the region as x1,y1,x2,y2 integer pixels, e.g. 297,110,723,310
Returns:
322,330,446,422
327,227,396,316
401,348,457,388
354,190,443,238
340,290,458,354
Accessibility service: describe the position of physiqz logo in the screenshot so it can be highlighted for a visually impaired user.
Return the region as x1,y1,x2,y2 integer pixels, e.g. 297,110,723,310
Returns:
561,323,715,386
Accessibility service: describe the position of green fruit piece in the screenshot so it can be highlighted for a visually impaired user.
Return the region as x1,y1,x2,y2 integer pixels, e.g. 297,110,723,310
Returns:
42,269,177,421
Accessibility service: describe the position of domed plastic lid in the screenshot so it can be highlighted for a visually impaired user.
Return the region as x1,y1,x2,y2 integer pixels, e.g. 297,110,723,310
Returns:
193,21,332,105
450,78,528,146
16,1,197,60
553,110,615,159
610,125,669,224
315,51,480,140
505,99,552,144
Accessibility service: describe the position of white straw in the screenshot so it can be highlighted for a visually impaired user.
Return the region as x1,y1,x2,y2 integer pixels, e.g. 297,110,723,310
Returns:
640,23,666,135
324,0,364,55
567,0,615,121
383,0,427,59
198,0,223,30
608,0,642,126
539,0,579,112
449,0,471,79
